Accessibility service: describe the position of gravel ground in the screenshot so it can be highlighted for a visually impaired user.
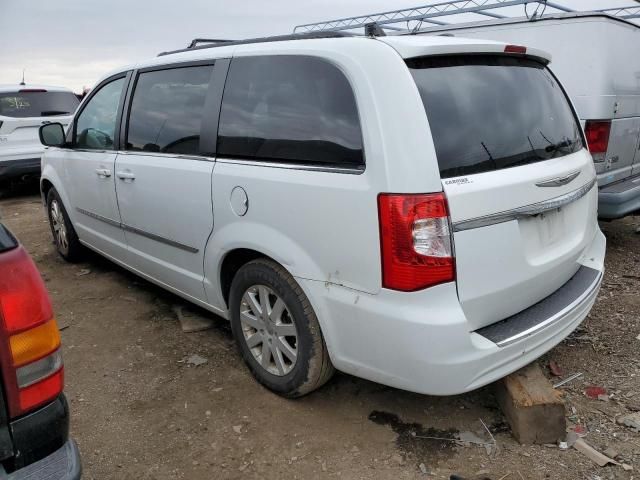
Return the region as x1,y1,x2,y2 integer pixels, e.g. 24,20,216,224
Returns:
0,183,639,480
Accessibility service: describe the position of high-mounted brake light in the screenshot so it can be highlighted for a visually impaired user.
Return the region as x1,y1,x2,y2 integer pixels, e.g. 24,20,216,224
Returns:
504,45,527,54
0,247,63,417
378,193,455,292
584,120,611,162
18,89,47,93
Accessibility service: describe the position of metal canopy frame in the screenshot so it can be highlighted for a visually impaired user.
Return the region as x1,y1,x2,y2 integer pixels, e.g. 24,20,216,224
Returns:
293,0,640,34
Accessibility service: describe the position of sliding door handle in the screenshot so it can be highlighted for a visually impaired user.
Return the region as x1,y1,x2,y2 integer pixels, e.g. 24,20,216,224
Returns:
116,171,136,181
95,168,112,178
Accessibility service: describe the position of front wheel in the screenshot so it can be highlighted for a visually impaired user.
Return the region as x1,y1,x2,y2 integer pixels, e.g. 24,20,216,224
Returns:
46,188,83,262
229,259,334,397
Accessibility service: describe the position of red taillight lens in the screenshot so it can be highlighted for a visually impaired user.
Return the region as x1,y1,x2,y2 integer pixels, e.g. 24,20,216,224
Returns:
504,45,527,54
0,248,53,334
0,247,63,417
584,120,611,161
19,368,64,413
378,193,455,292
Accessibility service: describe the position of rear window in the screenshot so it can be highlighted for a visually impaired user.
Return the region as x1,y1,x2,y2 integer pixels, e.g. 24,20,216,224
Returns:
408,55,583,179
0,91,79,118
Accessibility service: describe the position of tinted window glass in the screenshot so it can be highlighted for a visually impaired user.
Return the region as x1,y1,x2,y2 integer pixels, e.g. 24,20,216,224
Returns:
75,78,125,150
0,91,79,118
0,224,17,253
408,56,583,179
126,66,213,155
218,56,363,167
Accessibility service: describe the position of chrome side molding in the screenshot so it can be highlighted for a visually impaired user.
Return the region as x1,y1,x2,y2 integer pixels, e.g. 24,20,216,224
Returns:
76,207,199,253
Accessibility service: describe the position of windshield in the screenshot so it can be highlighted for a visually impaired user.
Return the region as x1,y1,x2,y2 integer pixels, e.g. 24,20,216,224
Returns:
0,91,79,118
408,55,584,179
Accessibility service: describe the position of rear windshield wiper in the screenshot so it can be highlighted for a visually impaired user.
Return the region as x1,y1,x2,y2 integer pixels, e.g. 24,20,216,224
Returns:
544,138,575,154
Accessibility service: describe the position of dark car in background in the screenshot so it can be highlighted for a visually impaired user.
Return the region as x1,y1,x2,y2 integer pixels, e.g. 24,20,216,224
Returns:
0,222,80,479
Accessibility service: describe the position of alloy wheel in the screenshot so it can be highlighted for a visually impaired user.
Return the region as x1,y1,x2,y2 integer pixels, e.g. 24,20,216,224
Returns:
50,200,68,252
239,285,298,376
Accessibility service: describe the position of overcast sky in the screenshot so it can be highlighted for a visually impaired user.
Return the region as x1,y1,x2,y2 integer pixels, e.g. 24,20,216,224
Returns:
0,0,636,92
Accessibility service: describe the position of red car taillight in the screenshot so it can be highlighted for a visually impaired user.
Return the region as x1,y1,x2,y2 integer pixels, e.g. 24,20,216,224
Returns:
584,120,611,163
0,247,63,418
378,193,455,292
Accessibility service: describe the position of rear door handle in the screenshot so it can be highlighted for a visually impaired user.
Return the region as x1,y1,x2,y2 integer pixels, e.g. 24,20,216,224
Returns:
116,171,136,181
95,168,112,178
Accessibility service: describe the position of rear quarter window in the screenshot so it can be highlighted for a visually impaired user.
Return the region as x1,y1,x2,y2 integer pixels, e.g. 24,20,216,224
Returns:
408,55,584,179
217,55,364,168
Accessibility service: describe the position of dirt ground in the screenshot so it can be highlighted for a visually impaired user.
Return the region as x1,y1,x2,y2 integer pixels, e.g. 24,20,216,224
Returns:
0,182,639,480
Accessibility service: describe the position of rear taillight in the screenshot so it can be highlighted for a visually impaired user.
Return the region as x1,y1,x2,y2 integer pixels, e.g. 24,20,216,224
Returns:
584,120,611,162
378,193,455,292
0,247,63,417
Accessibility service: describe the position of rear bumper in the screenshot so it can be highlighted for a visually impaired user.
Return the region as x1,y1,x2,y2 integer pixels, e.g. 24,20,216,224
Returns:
0,158,41,182
598,174,640,219
5,440,81,480
299,229,605,396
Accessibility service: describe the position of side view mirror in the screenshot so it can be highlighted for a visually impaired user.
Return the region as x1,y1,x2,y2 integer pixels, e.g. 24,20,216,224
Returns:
39,123,66,147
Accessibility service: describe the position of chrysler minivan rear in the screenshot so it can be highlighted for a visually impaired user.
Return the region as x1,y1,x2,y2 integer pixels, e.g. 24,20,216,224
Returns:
304,38,605,395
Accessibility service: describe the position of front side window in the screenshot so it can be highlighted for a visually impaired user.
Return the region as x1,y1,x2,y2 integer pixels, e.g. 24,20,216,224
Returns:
75,78,125,150
408,55,583,178
126,65,213,155
217,55,364,168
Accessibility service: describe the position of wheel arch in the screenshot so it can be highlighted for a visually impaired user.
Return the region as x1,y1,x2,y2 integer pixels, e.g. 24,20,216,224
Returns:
204,222,326,311
219,248,274,309
40,169,73,221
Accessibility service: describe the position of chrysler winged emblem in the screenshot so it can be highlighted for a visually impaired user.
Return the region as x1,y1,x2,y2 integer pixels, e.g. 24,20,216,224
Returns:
536,170,580,187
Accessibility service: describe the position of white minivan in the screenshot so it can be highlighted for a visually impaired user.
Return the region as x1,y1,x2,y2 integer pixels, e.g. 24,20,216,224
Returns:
0,85,78,186
38,32,605,397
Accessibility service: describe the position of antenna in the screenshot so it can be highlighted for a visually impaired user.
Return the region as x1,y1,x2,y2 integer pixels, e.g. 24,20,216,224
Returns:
20,69,25,86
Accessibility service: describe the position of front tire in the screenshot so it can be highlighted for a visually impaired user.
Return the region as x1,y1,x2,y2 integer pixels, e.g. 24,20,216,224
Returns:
46,188,83,262
229,259,334,397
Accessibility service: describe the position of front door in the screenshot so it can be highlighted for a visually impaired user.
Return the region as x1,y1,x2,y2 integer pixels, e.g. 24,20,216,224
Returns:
115,64,216,302
64,74,129,260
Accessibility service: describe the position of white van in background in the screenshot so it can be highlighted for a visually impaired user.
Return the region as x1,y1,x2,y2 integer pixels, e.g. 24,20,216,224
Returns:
418,13,640,219
0,85,79,187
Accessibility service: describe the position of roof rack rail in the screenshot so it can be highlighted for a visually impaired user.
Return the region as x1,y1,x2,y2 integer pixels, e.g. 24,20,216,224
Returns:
188,38,233,49
293,0,640,35
158,31,353,57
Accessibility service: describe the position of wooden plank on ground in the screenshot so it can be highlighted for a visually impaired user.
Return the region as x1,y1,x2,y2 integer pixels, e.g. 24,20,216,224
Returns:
495,362,566,444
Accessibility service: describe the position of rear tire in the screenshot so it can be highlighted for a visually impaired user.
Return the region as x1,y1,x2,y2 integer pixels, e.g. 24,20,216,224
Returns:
46,188,83,262
229,259,334,397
